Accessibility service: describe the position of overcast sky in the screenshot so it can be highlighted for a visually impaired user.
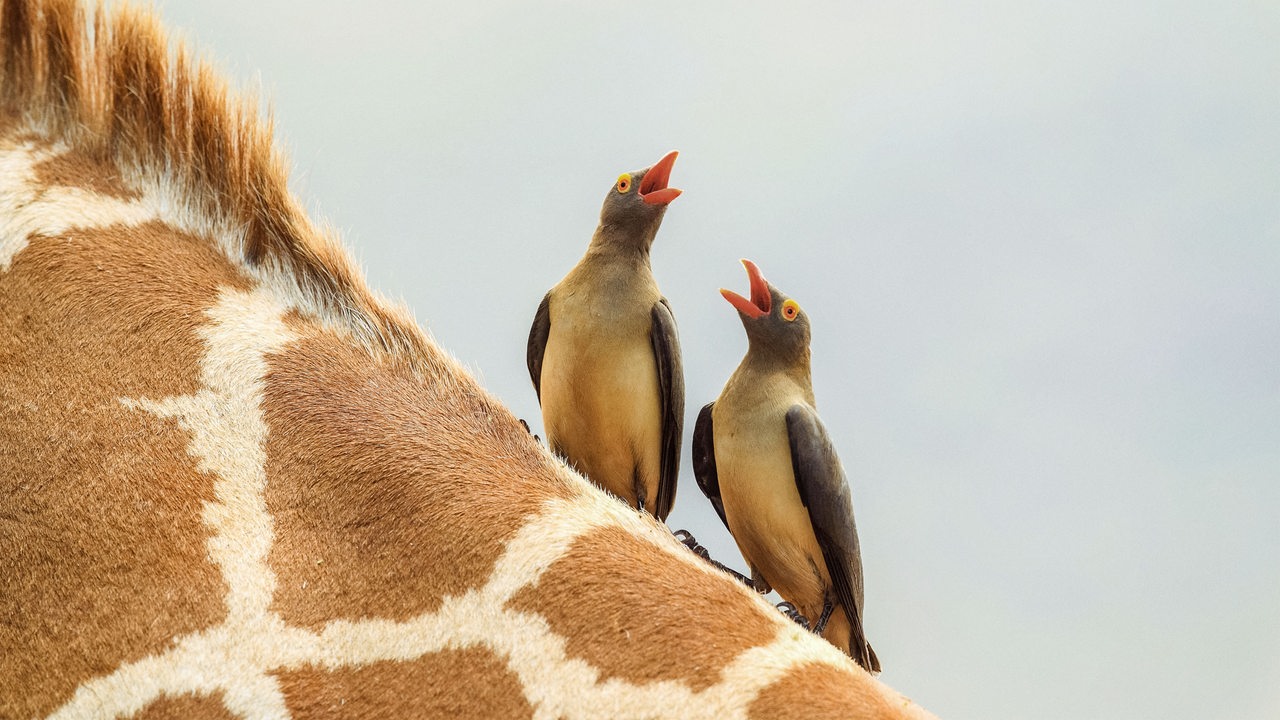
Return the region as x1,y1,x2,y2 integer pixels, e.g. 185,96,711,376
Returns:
152,2,1279,717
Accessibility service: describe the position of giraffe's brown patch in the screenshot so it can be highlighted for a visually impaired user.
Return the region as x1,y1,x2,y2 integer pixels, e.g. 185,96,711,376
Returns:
748,662,901,720
263,332,575,628
33,146,142,200
0,221,247,718
129,692,237,720
506,525,777,691
276,647,533,719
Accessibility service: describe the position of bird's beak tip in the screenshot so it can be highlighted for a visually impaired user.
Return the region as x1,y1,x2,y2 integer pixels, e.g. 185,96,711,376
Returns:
639,150,680,204
740,259,771,314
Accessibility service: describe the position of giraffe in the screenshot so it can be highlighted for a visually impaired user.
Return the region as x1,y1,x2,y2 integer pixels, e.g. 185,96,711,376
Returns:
0,1,939,718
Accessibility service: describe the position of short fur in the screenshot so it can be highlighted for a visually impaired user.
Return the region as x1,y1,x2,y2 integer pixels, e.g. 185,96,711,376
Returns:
0,1,932,717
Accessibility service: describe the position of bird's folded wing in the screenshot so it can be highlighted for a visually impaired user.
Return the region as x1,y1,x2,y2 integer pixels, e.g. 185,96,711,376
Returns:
786,404,878,671
650,298,684,521
526,292,552,402
691,401,729,531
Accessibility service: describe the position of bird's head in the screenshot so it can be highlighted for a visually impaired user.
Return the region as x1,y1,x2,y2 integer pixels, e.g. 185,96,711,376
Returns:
596,150,682,247
720,259,812,366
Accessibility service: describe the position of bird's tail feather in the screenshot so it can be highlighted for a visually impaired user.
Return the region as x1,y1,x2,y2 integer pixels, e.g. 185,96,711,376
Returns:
864,642,881,674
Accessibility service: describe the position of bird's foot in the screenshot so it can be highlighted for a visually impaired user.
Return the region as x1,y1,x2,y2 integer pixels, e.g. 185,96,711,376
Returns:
672,529,757,590
776,601,811,631
673,529,710,559
517,418,542,444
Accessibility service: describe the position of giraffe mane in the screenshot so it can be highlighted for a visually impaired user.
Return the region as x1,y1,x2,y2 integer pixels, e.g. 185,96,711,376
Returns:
0,0,434,364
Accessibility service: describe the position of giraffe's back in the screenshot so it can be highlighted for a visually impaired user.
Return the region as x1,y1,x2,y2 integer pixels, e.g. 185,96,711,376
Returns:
0,1,936,717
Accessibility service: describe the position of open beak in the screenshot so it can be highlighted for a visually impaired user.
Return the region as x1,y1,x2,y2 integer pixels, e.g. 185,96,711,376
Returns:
720,259,771,319
639,150,682,205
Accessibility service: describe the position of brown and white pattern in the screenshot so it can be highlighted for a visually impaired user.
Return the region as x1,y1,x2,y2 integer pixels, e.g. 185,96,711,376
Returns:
0,1,937,717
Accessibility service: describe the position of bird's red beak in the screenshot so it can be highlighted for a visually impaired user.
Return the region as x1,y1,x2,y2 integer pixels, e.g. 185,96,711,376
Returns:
720,259,771,319
639,150,682,205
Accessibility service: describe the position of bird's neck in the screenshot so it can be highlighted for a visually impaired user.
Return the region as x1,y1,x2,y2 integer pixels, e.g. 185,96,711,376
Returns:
741,344,814,399
585,223,657,264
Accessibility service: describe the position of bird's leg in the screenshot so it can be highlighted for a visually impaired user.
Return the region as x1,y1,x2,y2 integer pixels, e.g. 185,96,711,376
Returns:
672,529,757,590
776,601,811,631
812,597,835,634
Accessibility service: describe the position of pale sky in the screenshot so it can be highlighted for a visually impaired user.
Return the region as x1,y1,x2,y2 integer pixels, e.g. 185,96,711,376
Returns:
154,2,1280,717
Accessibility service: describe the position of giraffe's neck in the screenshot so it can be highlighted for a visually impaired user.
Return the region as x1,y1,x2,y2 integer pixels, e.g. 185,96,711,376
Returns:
0,2,936,717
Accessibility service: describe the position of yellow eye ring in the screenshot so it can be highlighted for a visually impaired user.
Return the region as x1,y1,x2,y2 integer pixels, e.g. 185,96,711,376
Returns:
616,174,632,193
781,299,800,322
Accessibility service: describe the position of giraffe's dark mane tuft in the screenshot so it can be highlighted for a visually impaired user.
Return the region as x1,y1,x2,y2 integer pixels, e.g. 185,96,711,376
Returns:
0,0,436,365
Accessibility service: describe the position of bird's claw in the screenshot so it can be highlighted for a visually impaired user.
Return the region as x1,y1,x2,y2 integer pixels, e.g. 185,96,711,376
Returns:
672,529,755,589
517,418,542,444
673,529,711,560
777,601,812,631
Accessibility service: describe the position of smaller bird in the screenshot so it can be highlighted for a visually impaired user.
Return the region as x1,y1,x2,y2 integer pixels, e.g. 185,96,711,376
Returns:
692,259,879,672
527,151,684,520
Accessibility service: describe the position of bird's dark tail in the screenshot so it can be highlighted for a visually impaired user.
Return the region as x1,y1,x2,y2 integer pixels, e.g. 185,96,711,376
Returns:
865,642,881,674
850,627,881,674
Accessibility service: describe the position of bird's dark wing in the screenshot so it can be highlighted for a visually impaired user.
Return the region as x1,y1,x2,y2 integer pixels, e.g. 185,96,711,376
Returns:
650,299,684,521
526,293,551,403
786,404,880,672
691,402,729,531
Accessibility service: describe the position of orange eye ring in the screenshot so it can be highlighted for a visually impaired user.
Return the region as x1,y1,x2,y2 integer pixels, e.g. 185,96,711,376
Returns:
781,299,800,322
616,174,632,193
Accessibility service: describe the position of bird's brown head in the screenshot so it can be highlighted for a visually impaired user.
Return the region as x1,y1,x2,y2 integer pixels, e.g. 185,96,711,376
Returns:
596,150,682,249
720,259,812,366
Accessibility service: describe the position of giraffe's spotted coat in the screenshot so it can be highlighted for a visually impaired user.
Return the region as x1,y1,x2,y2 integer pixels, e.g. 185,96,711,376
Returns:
507,524,779,692
0,151,242,717
0,1,937,717
261,331,576,630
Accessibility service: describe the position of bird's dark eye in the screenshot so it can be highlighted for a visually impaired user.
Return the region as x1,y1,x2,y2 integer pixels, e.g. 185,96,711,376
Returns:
782,299,800,321
616,174,632,193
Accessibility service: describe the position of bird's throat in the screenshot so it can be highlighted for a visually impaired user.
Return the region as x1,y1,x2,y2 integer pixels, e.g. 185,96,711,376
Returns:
588,223,658,262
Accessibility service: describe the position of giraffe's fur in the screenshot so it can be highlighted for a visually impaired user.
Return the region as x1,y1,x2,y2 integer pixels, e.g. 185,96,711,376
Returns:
0,0,435,363
0,1,937,718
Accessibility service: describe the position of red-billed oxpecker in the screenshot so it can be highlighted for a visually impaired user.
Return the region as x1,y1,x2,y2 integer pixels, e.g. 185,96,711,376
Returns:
527,152,684,520
691,260,880,672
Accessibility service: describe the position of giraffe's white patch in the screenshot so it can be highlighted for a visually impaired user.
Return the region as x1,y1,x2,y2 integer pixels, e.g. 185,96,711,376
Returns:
0,140,154,271
51,287,298,720
123,287,298,622
0,132,358,352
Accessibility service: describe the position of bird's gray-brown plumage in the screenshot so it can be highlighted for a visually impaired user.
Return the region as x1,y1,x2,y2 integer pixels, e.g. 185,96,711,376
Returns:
691,259,879,672
527,151,684,520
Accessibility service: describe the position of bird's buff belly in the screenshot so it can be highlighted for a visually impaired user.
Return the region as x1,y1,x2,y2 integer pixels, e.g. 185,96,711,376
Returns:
719,440,829,611
540,339,661,506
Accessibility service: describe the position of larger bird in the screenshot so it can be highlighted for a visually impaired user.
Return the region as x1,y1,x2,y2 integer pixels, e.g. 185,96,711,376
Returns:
527,151,684,521
692,259,880,672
